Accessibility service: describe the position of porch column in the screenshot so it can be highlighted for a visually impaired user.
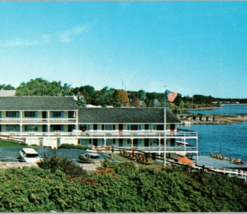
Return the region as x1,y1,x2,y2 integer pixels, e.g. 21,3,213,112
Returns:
20,111,22,135
196,137,199,161
76,111,79,130
104,138,107,147
47,111,50,136
158,138,161,156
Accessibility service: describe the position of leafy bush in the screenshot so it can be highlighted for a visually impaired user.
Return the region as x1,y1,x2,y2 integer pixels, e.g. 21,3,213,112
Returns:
0,159,247,212
58,144,89,150
37,153,85,176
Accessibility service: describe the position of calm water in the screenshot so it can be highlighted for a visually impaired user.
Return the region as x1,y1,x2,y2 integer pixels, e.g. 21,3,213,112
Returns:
188,104,247,115
183,104,247,162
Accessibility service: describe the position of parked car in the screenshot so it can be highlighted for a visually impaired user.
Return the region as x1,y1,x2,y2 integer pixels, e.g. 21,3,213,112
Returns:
79,153,104,163
19,148,42,163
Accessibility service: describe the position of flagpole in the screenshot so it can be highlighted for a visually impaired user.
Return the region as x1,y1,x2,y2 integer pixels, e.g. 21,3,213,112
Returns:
164,88,166,167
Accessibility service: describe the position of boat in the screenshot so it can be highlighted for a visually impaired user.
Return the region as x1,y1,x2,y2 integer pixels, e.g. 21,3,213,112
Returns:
79,153,104,163
19,148,42,163
230,158,246,165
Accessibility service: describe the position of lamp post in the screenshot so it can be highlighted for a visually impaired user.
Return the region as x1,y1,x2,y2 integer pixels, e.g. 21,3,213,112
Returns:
163,86,166,167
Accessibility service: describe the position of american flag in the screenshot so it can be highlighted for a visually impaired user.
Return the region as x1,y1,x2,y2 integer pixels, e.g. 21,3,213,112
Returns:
165,90,178,103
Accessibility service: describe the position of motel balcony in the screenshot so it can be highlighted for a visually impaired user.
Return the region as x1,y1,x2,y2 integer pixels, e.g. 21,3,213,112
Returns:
0,118,77,124
0,130,198,139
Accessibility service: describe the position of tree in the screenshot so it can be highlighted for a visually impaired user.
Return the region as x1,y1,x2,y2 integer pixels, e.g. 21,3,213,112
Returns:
116,89,130,106
0,84,15,90
15,78,67,96
75,92,87,107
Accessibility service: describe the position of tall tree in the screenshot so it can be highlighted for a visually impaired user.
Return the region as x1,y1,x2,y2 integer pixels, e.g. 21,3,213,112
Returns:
15,78,69,96
0,84,15,90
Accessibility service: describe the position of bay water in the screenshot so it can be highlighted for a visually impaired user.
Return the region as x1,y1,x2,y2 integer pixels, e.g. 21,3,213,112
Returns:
178,104,247,162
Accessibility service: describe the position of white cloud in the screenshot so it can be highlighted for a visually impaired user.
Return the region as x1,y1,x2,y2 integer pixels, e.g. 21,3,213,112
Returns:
0,24,90,47
57,26,87,43
0,39,41,47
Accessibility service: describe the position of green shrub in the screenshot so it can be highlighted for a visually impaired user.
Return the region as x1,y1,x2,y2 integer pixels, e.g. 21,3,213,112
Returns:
58,144,89,150
37,153,85,176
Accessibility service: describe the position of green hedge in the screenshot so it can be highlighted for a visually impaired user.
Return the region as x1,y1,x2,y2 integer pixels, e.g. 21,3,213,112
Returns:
0,159,246,212
58,144,89,150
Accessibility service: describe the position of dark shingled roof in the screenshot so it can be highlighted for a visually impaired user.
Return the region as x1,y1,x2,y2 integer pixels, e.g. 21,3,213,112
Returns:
79,108,180,124
0,97,78,110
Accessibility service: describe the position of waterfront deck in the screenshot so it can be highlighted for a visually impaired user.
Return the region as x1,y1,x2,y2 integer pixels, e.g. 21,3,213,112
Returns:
195,156,247,169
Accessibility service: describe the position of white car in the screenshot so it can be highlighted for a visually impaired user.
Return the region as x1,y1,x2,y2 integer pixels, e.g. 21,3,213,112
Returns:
19,148,42,163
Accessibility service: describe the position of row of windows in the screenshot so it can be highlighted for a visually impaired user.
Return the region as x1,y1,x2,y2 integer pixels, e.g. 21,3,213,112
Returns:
0,111,76,118
78,139,161,146
79,124,165,131
0,125,75,132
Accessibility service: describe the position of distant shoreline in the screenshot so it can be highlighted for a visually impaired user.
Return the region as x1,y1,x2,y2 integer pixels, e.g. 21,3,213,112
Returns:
178,107,220,111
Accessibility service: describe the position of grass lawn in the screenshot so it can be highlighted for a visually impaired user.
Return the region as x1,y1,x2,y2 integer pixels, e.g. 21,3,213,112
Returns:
0,140,27,147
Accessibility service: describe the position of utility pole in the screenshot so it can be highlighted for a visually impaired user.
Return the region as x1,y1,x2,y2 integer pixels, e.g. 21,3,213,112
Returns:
163,86,166,167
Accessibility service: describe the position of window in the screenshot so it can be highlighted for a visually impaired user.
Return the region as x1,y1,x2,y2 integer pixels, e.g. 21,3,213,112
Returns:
51,111,63,118
127,139,131,144
68,111,75,118
104,125,113,130
24,111,37,118
101,139,105,145
6,125,20,131
113,139,116,145
6,111,19,118
131,125,138,130
127,125,130,130
24,125,38,131
50,125,63,131
157,125,164,130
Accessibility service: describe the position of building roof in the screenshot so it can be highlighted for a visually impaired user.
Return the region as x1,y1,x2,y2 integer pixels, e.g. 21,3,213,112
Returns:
78,107,180,124
0,96,78,111
0,90,16,96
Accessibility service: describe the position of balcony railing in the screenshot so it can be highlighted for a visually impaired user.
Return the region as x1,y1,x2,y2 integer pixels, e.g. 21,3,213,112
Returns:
0,118,76,124
0,130,198,138
117,146,198,153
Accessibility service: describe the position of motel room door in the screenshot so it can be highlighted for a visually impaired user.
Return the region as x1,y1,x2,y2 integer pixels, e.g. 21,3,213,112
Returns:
119,124,123,132
170,124,175,132
93,139,98,147
144,139,149,147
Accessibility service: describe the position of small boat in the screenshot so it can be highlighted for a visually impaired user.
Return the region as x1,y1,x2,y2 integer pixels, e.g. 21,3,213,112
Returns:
19,148,42,163
79,153,104,163
230,158,246,165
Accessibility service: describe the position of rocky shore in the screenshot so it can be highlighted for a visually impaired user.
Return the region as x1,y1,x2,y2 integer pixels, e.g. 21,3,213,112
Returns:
179,114,247,125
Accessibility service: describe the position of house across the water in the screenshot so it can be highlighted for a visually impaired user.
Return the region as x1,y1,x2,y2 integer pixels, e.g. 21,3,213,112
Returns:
0,96,198,158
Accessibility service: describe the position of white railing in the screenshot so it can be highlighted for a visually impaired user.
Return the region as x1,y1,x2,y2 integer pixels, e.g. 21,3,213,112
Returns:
117,146,198,153
0,118,76,124
209,167,247,182
0,130,198,139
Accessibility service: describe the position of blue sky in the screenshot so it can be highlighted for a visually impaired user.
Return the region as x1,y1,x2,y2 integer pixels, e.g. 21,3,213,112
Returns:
0,2,246,98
